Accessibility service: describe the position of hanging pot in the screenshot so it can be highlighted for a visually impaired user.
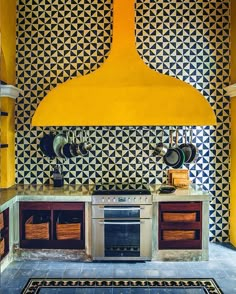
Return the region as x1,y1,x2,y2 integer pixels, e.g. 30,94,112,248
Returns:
62,131,76,158
186,127,199,163
152,128,168,157
163,128,185,168
172,128,185,169
179,127,192,163
53,133,68,158
39,133,56,159
77,130,92,156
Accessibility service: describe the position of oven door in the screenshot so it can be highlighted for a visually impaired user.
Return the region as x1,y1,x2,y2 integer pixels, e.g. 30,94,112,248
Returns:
92,205,152,261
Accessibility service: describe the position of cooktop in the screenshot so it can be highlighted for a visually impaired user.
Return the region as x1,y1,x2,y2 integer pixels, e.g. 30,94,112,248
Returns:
92,183,151,195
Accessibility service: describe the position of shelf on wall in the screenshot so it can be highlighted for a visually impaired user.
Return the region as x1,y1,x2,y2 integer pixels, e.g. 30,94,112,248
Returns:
0,112,8,116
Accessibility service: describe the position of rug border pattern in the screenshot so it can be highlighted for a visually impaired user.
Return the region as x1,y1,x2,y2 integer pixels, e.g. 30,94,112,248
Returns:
21,278,223,294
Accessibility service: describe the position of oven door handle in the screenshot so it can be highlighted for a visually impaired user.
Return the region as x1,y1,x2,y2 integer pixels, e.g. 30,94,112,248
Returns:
98,221,141,225
103,207,142,211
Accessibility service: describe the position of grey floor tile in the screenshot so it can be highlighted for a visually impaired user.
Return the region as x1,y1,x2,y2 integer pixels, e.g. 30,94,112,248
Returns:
63,269,83,278
113,287,131,294
0,288,22,294
21,260,40,269
65,262,84,271
216,278,236,293
46,269,66,278
0,243,235,293
30,269,49,278
75,289,95,294
93,288,113,293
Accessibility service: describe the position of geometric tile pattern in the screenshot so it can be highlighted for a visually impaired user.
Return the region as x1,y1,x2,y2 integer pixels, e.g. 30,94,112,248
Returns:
15,0,230,242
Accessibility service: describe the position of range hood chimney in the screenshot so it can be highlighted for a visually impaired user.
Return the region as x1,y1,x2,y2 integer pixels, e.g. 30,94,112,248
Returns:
32,0,216,127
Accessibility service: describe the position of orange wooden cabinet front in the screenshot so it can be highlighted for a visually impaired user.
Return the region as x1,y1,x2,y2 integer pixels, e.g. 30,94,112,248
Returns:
0,208,9,259
19,202,85,249
159,202,202,250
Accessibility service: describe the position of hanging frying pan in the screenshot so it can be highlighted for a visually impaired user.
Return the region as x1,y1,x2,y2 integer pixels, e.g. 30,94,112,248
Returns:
172,128,185,169
163,128,185,168
186,127,199,163
39,133,56,159
179,127,192,163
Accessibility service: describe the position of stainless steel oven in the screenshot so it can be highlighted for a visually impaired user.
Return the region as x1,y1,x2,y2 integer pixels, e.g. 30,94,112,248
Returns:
92,184,152,261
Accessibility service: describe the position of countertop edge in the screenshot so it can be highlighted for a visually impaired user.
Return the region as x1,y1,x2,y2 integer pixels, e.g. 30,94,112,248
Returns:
1,184,211,211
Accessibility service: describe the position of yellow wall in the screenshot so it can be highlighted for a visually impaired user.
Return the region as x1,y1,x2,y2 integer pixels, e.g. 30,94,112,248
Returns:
0,0,17,84
0,97,15,188
231,1,236,84
0,0,17,188
230,0,236,246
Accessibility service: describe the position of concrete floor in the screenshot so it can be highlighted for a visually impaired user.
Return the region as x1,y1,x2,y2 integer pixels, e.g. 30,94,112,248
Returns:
0,242,235,293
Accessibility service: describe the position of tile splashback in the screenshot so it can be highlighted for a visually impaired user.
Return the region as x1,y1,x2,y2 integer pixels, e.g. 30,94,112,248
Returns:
16,0,230,242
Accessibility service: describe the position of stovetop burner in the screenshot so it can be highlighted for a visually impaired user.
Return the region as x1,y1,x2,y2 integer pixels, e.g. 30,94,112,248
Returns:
92,183,151,195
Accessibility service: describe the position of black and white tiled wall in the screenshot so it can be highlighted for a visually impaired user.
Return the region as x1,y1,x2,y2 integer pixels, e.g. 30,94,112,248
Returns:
16,0,230,242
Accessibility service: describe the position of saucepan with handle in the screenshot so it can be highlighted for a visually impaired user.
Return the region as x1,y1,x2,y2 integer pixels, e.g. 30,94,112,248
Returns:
53,132,68,158
151,128,168,157
78,130,92,156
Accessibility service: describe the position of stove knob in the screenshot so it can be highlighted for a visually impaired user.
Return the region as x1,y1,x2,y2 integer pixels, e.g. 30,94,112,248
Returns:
108,197,110,202
134,197,136,202
128,198,131,202
113,197,116,202
102,197,105,203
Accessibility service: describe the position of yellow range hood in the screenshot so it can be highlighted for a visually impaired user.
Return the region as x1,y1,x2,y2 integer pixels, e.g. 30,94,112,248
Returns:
32,0,216,127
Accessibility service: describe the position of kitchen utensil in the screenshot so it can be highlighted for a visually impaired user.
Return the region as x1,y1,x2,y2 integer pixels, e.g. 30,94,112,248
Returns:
39,133,56,159
186,127,198,163
179,128,192,163
163,128,185,168
152,128,168,157
159,185,176,194
172,128,185,169
53,133,67,158
62,131,75,158
168,169,189,185
78,130,92,156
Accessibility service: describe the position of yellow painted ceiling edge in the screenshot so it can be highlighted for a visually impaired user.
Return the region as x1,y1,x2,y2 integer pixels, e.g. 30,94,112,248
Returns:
32,0,216,127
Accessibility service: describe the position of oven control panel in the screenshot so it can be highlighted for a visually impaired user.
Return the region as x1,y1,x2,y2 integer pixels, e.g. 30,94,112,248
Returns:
92,195,152,205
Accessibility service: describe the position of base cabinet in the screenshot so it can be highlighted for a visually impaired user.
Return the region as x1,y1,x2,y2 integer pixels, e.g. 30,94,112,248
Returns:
159,202,202,250
19,202,85,249
0,208,9,259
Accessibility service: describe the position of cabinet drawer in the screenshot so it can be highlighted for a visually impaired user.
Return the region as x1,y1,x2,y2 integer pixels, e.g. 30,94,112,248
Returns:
162,230,196,241
162,212,197,222
160,202,201,211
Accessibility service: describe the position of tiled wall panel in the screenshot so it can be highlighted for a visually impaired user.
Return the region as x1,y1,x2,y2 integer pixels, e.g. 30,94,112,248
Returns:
16,0,230,242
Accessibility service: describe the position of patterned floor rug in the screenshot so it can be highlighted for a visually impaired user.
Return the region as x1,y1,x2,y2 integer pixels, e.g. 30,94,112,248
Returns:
21,278,223,293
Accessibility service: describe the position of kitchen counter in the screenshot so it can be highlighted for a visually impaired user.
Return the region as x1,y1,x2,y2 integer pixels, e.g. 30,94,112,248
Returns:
1,183,211,211
0,184,93,211
150,184,211,201
0,183,211,268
